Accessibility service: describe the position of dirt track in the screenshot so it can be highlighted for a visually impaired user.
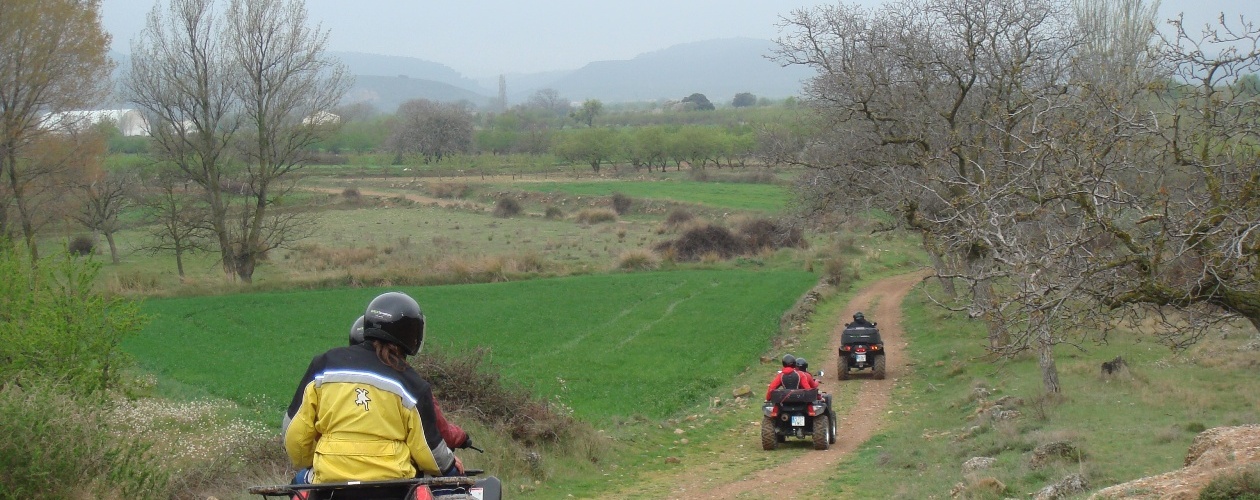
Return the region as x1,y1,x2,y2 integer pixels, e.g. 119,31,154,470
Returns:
625,272,928,499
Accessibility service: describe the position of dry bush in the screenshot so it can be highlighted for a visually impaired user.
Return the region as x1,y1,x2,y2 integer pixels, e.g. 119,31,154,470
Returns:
653,223,747,261
413,347,582,446
574,208,618,224
493,197,522,218
291,243,383,272
610,192,632,215
341,187,361,200
737,217,807,251
616,249,660,271
660,209,696,232
426,182,473,199
544,206,564,220
68,234,95,256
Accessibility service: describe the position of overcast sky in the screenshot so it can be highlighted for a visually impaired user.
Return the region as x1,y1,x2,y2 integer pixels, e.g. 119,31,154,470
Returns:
99,0,1259,78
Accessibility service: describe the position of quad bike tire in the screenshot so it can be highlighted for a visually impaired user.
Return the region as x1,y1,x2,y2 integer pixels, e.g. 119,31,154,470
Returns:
872,354,887,379
813,415,830,450
837,356,851,380
761,416,777,450
829,413,837,444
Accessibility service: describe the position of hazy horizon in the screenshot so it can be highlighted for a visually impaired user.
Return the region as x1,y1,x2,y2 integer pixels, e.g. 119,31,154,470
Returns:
100,0,1258,78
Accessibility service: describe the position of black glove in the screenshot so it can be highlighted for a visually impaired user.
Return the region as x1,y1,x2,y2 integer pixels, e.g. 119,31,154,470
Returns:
459,435,473,449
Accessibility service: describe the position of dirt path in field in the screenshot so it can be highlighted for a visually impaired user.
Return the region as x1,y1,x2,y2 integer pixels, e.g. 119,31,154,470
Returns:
303,186,477,208
655,271,930,499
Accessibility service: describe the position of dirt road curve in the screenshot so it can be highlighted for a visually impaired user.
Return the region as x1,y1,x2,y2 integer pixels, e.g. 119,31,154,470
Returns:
665,271,929,499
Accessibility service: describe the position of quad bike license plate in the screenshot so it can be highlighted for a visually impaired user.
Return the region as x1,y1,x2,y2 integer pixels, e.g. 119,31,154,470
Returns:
791,416,806,427
855,354,866,362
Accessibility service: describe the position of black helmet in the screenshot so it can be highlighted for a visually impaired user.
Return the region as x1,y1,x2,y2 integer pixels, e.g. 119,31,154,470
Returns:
363,292,426,356
854,312,865,322
781,354,797,367
795,357,809,371
349,315,365,345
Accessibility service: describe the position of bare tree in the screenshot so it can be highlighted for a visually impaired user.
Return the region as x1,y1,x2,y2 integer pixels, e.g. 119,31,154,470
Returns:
0,0,113,261
526,88,573,119
72,166,135,264
126,0,347,283
224,0,350,282
387,99,474,163
125,0,241,277
137,166,211,279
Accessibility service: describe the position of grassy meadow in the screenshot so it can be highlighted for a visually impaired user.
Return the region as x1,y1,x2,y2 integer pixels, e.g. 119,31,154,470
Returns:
124,269,820,423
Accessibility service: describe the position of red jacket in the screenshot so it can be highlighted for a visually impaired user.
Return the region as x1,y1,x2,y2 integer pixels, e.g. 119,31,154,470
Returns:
432,397,468,448
766,367,809,400
798,370,819,390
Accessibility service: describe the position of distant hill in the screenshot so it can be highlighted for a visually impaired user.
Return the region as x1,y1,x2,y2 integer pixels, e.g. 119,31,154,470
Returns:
345,75,490,113
516,38,812,104
108,39,812,110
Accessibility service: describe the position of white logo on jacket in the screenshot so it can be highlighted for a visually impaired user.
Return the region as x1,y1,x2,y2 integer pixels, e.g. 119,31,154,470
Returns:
355,387,372,411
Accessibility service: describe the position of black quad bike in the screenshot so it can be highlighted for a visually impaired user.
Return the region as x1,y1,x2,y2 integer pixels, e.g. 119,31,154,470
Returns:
249,470,502,500
761,387,836,451
837,323,886,380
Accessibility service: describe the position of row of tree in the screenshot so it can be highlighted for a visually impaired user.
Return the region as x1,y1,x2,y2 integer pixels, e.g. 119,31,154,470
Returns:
777,0,1260,392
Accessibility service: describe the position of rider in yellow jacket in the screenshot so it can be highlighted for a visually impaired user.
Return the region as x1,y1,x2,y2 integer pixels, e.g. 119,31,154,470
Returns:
284,292,460,483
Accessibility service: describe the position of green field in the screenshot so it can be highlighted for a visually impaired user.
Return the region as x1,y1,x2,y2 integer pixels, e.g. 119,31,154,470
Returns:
125,268,818,423
510,180,792,212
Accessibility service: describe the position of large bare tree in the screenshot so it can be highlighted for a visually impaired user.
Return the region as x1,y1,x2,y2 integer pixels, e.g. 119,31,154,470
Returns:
773,0,1208,393
0,0,112,261
125,0,241,277
126,0,349,282
223,0,350,282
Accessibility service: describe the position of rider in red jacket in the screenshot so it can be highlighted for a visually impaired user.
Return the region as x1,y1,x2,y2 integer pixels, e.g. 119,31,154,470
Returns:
766,354,807,400
794,357,819,390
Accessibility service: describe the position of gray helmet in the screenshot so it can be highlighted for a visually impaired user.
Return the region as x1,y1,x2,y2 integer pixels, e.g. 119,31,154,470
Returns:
363,292,426,356
349,315,365,345
781,354,797,367
854,312,865,322
795,357,808,371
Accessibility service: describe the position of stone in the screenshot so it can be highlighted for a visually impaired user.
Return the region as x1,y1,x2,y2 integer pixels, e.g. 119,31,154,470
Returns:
962,457,996,474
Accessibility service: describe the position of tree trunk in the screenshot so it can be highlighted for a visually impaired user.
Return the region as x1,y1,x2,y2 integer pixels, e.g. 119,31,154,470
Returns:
105,231,119,264
923,237,957,298
175,247,186,279
966,251,1007,349
1037,324,1061,393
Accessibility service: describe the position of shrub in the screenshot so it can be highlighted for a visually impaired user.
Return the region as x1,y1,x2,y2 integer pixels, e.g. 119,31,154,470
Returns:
653,223,746,261
0,384,168,499
664,209,696,228
610,192,633,215
822,254,859,289
737,218,807,251
493,197,522,218
413,347,582,446
69,234,95,256
1199,465,1260,500
427,182,473,199
574,208,618,224
0,241,146,393
544,206,564,220
341,187,361,200
616,249,660,271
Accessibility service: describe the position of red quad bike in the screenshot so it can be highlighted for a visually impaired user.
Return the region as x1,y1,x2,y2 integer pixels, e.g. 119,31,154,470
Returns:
248,470,502,500
837,323,886,380
761,387,836,451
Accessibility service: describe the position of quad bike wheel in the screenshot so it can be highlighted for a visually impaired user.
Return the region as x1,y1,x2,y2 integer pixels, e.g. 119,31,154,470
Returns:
813,415,830,450
872,354,887,379
761,416,777,450
837,356,851,380
829,413,837,444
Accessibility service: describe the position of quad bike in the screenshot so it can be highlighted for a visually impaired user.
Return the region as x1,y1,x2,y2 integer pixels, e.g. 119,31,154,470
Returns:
760,387,836,451
837,323,886,380
248,470,502,500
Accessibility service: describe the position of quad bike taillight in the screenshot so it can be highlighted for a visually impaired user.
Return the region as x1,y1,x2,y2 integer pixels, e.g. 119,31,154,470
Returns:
855,346,867,353
411,486,435,500
840,345,851,352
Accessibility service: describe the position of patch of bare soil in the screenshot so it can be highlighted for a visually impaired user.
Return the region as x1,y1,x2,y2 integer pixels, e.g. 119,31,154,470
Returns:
1091,425,1260,500
607,272,927,499
304,186,472,208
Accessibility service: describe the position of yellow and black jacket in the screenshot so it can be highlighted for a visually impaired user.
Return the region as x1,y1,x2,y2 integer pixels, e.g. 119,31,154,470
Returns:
283,343,456,483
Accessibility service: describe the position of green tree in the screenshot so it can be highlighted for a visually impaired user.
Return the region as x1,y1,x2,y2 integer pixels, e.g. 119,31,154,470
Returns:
555,128,621,173
681,93,715,111
732,92,757,107
0,0,113,261
572,99,604,127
